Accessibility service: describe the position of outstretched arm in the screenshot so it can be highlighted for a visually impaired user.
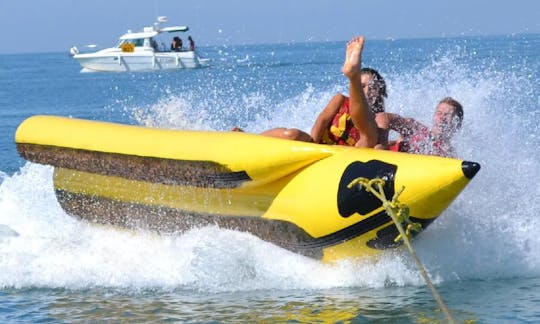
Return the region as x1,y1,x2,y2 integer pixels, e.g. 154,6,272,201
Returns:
385,113,423,136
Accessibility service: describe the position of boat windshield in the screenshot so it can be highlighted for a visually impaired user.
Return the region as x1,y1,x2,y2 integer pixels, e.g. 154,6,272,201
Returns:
119,38,144,48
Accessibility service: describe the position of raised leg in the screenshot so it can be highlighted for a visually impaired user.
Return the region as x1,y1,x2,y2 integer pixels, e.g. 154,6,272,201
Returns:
342,36,378,148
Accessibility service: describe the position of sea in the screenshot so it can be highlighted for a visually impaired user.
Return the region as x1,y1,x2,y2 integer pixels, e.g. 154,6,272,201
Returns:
0,34,539,323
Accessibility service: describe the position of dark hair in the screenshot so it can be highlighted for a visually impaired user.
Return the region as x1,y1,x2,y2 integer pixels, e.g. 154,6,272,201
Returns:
439,97,464,128
361,67,387,113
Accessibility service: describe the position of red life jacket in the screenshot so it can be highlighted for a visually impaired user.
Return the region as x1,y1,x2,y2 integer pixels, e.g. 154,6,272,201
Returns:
320,97,360,146
389,141,401,152
398,126,453,157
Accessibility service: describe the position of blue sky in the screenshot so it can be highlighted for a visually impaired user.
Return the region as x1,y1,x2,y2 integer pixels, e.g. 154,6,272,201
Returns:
0,0,539,54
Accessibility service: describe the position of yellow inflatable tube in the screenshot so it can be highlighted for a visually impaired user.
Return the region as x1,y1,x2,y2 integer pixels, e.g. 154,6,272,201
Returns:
15,115,480,262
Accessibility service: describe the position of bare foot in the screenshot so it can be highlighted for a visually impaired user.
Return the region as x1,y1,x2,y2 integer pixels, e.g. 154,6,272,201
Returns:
342,36,365,79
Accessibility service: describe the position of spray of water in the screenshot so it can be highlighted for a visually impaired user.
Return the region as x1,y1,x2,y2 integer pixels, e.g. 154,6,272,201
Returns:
1,49,538,291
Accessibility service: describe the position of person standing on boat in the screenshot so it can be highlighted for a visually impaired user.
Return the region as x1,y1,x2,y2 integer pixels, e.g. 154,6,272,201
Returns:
188,36,195,51
150,38,159,51
171,36,183,51
379,97,464,157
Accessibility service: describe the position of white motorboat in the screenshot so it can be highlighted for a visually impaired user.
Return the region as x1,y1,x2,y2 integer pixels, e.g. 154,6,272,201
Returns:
70,16,209,72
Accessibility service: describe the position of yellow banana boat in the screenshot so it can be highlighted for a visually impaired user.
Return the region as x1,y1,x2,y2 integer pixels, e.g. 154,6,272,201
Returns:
15,115,480,262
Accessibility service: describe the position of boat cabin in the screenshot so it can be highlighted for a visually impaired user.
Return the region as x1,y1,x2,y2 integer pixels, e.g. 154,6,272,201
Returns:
116,26,190,53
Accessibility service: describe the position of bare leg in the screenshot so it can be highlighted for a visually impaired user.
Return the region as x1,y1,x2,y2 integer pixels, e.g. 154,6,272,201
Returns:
260,128,313,142
342,36,378,148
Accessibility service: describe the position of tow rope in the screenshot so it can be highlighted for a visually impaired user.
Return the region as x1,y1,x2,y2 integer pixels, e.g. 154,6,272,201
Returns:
347,177,456,324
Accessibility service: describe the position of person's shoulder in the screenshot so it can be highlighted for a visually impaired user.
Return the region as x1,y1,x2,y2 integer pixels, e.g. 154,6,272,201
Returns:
333,93,348,100
374,112,389,128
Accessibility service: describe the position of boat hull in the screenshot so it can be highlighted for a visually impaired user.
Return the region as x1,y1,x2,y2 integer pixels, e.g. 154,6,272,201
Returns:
74,51,208,72
15,115,479,262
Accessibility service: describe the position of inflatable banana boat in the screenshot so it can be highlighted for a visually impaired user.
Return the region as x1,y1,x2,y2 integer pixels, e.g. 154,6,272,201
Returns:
15,115,480,262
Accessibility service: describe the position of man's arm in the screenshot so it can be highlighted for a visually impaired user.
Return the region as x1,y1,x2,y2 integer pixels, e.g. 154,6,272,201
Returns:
385,113,423,136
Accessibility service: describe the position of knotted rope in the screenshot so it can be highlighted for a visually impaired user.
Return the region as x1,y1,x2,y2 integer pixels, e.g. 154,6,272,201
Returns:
348,177,456,323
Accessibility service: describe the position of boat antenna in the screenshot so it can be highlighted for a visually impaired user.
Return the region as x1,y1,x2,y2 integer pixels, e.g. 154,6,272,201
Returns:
155,16,167,30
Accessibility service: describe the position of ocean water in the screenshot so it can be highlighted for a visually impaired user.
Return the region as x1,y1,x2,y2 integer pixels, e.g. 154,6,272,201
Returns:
0,34,539,322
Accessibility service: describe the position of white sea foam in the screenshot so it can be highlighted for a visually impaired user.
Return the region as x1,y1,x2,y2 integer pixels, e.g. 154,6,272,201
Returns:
0,163,423,290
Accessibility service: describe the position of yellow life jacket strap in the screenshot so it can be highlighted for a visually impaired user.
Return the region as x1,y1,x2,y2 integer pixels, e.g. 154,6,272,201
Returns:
329,113,356,146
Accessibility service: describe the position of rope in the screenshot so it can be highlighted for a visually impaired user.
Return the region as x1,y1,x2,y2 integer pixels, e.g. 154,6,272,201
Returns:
347,177,456,324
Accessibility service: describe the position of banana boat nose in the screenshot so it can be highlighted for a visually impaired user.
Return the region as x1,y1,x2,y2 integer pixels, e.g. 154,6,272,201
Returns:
462,161,481,179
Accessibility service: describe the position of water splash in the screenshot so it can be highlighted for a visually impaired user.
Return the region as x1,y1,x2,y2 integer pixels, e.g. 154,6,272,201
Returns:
121,48,540,285
0,164,430,291
385,52,540,280
1,41,539,291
